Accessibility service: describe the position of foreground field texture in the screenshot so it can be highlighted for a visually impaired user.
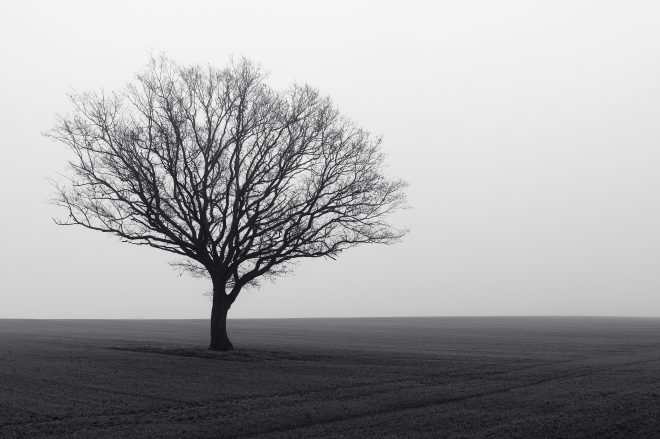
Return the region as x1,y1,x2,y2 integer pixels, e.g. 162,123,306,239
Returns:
1,318,660,438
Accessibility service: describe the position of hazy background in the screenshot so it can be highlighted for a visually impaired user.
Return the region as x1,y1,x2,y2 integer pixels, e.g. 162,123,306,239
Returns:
1,0,660,318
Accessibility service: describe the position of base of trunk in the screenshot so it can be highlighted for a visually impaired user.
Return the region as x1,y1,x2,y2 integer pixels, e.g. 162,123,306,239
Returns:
209,339,234,351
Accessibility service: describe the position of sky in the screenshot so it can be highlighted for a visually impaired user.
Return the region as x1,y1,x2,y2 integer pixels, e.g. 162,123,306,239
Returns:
1,0,660,319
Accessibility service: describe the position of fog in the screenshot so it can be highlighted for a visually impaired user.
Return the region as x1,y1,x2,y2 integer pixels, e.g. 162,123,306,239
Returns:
1,0,660,318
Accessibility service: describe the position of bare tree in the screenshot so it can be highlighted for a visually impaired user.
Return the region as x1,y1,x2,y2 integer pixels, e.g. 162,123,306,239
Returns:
48,56,407,350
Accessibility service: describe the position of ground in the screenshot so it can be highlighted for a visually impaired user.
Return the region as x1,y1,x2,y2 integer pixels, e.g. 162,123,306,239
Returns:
1,317,660,438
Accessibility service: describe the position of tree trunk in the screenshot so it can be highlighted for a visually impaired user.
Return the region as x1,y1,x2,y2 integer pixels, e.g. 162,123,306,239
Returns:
209,289,233,351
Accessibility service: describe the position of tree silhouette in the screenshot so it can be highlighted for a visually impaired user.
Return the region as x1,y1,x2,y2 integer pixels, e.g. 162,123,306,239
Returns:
48,56,407,350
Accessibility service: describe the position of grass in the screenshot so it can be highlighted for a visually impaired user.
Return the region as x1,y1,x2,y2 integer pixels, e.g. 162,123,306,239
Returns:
1,317,660,438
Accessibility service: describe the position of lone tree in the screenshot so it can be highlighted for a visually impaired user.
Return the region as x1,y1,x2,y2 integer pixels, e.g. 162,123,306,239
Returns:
49,57,407,350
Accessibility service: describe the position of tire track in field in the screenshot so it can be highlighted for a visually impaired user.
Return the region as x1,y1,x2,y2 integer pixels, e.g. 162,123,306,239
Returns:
0,375,420,430
3,354,659,436
235,355,660,438
0,364,605,433
0,352,546,430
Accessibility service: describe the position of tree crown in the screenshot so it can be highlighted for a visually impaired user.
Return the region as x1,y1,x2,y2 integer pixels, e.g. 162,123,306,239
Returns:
49,56,407,299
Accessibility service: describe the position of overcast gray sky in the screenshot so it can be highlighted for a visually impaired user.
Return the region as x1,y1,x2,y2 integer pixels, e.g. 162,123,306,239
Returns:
1,0,660,319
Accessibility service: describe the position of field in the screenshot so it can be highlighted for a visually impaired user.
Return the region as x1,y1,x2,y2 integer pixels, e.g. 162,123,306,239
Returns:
1,317,660,438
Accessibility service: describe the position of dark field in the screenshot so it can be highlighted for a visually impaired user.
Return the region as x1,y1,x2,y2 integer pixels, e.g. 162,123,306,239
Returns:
1,318,660,438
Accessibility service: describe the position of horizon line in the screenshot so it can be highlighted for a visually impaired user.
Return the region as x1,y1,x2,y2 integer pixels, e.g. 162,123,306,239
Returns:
2,315,660,320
